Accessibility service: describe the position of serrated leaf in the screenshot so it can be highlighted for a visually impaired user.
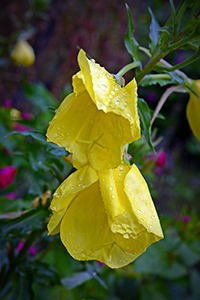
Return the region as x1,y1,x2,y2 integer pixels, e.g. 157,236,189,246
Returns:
140,74,172,87
148,7,160,54
0,206,48,238
124,4,139,61
138,98,154,152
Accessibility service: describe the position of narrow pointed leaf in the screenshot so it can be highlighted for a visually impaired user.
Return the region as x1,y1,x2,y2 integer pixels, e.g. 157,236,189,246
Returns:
125,4,139,61
148,7,160,54
138,98,155,152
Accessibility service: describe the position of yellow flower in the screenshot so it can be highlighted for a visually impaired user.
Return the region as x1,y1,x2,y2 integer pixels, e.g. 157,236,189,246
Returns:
48,164,163,269
11,40,35,67
186,80,200,142
46,49,140,170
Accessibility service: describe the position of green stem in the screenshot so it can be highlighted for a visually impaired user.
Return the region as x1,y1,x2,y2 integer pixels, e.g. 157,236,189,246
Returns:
167,31,196,50
136,51,169,83
116,61,140,76
159,48,200,71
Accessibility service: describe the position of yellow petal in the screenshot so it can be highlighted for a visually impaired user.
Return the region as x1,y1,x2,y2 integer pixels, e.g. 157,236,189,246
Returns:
60,181,138,269
186,80,200,142
124,164,163,238
47,165,98,235
98,164,163,254
77,49,141,141
47,82,138,170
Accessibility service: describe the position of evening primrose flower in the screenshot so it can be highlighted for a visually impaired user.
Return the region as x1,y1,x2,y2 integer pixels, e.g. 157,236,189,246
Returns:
47,49,140,170
186,80,200,142
11,40,35,67
48,164,163,269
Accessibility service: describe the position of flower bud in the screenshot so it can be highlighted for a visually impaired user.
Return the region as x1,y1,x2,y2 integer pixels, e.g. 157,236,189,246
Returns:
11,40,35,66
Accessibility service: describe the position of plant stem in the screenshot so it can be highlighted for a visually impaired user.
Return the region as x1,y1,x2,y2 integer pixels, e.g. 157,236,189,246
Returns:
136,51,169,83
116,61,140,76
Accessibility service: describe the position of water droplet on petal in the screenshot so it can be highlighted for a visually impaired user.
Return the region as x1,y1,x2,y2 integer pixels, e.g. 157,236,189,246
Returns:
151,215,155,219
100,84,107,91
127,113,131,117
114,87,118,91
90,59,95,63
61,133,64,137
150,225,153,229
54,133,58,137
111,194,115,199
137,209,141,213
57,126,61,130
116,100,120,105
123,233,130,239
135,201,139,205
119,166,123,171
109,187,113,191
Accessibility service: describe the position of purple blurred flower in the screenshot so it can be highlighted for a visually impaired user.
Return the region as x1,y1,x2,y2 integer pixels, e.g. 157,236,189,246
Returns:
6,192,17,199
183,215,190,223
17,241,38,256
4,99,12,108
21,112,32,120
156,151,166,168
13,122,34,132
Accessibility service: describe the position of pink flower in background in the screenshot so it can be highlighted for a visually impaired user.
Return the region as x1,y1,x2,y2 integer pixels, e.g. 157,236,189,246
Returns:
17,241,38,256
155,151,166,167
21,112,32,120
13,122,34,132
183,215,190,223
0,166,17,189
6,192,17,199
4,99,12,108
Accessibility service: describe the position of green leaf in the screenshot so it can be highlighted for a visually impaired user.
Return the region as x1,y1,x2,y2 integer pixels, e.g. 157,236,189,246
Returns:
61,271,92,289
169,0,176,36
7,130,67,156
22,81,57,113
158,27,171,50
138,98,155,152
140,74,172,87
185,84,200,101
124,4,139,61
148,7,160,54
0,206,48,238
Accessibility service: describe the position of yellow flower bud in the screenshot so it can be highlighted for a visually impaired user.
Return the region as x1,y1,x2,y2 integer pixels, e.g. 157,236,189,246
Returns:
186,80,200,142
11,40,35,67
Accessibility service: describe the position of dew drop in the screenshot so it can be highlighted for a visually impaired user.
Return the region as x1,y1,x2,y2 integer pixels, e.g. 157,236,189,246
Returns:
119,166,123,171
150,225,153,229
100,84,107,91
54,133,58,137
127,113,131,117
111,90,115,95
111,194,115,199
52,206,56,210
83,184,87,188
108,255,112,261
106,73,110,78
123,233,130,239
78,183,82,187
57,126,61,130
114,87,118,91
109,187,113,191
116,100,120,105
61,133,65,137
151,215,155,219
54,192,58,197
137,209,141,213
109,94,112,99
135,201,139,205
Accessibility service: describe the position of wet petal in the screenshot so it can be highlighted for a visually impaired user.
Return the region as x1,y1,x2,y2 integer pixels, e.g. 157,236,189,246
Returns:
98,164,163,254
48,166,98,235
60,181,139,269
186,80,200,142
47,89,137,170
124,164,163,238
77,49,141,141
